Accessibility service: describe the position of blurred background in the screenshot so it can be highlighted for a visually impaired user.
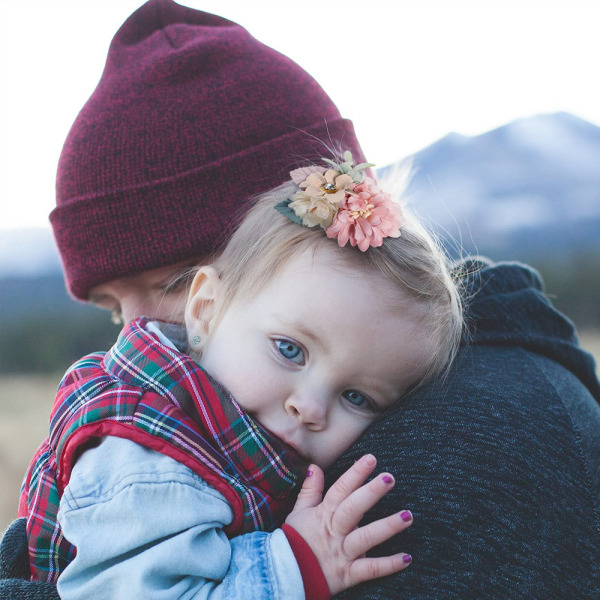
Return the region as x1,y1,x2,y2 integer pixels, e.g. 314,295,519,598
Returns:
1,0,599,531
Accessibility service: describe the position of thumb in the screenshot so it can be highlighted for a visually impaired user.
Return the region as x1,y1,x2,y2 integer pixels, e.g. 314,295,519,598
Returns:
289,465,324,514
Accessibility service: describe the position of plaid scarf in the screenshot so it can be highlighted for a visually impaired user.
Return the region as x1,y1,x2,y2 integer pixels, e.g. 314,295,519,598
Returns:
20,318,304,583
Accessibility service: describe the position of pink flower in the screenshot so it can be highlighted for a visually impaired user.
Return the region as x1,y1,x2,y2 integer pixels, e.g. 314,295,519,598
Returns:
325,177,402,251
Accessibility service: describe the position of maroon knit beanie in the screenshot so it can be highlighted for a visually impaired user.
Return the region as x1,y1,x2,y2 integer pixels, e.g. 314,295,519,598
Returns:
50,0,365,300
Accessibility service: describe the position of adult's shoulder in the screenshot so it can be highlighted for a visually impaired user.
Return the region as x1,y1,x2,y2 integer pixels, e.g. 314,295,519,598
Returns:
457,257,600,399
331,258,600,599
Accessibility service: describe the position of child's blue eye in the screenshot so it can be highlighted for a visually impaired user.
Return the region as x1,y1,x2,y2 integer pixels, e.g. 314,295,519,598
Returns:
275,339,305,365
342,390,371,410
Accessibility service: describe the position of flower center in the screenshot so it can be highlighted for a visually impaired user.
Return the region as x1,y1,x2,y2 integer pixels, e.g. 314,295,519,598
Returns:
349,202,374,219
323,182,337,194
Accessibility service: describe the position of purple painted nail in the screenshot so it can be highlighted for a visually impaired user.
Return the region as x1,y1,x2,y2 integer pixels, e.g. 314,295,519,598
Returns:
400,510,412,522
403,554,413,564
306,468,313,477
382,474,394,484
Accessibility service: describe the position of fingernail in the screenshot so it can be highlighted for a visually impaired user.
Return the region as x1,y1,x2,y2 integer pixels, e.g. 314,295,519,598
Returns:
306,468,313,477
382,474,394,484
363,454,376,466
403,554,413,564
400,510,412,522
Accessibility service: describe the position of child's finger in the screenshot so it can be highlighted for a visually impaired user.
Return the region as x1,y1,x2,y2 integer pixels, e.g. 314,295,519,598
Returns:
287,464,324,515
344,509,413,558
331,471,396,534
322,454,378,512
347,553,412,589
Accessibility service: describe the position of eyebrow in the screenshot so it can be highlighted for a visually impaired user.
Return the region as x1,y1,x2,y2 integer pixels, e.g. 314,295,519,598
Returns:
272,314,327,353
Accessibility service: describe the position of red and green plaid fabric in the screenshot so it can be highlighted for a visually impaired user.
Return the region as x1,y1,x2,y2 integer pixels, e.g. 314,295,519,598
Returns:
20,318,304,583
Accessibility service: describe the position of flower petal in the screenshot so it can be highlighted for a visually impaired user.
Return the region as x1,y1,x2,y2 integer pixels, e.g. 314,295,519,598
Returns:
358,236,370,252
303,172,327,189
359,217,373,237
334,174,354,189
324,169,340,184
330,189,348,205
290,165,325,185
338,225,352,247
371,229,384,247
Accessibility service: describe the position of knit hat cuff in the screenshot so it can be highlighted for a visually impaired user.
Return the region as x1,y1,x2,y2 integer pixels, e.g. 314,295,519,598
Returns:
50,118,364,300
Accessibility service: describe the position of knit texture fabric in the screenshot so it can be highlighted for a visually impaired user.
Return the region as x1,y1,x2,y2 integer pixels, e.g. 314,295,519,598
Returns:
330,260,600,599
0,519,60,599
0,519,29,579
20,318,305,582
50,0,365,300
0,580,60,600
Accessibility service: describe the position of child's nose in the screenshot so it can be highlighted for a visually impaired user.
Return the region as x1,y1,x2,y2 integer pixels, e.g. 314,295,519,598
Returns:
285,393,327,431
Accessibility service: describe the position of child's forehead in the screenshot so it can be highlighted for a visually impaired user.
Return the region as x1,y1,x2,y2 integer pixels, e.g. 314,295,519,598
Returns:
262,247,406,308
250,252,419,339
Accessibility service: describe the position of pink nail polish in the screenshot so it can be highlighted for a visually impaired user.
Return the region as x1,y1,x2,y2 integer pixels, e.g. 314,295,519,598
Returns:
306,468,313,477
382,474,394,484
400,510,412,522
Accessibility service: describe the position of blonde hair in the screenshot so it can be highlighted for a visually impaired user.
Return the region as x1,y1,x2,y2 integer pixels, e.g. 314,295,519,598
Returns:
207,181,463,389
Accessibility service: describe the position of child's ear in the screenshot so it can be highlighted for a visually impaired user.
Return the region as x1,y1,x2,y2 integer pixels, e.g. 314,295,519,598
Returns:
185,266,221,351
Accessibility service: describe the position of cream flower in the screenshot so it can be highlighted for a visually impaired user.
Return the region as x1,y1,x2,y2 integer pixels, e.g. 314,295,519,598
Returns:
289,190,338,228
300,169,354,206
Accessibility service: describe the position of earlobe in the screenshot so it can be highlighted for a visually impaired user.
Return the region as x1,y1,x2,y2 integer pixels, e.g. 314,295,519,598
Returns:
185,266,221,350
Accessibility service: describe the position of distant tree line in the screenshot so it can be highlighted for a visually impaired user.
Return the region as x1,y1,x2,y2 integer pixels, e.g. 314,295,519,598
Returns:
1,310,119,374
535,253,600,330
1,276,119,374
1,255,598,375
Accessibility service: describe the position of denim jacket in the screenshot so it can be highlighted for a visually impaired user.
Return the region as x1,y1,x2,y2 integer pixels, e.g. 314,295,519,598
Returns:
57,436,304,600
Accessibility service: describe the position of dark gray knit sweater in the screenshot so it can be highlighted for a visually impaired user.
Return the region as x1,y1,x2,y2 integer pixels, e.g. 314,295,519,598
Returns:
330,259,600,599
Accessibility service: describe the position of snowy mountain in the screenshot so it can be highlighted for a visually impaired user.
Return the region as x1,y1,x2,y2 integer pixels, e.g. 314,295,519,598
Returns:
1,112,599,278
0,228,62,277
390,112,600,259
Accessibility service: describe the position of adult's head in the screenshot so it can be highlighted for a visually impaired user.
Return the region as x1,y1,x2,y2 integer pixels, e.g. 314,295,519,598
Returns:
50,0,365,320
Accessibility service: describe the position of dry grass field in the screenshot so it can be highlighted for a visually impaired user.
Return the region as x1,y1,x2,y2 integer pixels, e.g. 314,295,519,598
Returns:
0,375,59,533
2,334,599,535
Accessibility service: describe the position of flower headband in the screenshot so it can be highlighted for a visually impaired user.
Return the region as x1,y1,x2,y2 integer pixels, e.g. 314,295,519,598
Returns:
275,151,402,251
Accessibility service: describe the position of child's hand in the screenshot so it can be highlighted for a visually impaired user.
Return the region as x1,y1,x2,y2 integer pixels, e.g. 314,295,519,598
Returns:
284,454,413,596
